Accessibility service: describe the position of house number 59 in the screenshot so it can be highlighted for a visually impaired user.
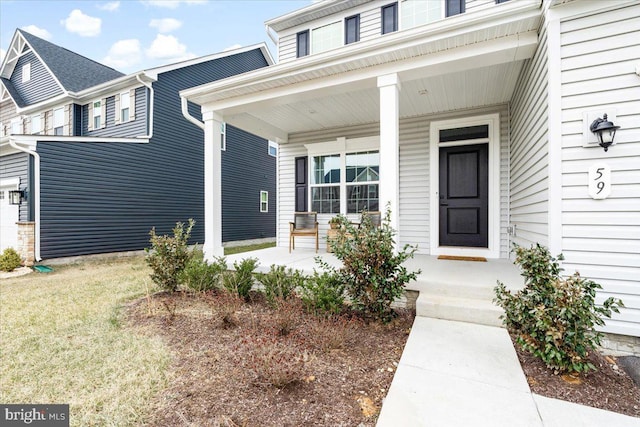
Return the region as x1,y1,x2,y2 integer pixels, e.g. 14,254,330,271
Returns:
588,163,611,200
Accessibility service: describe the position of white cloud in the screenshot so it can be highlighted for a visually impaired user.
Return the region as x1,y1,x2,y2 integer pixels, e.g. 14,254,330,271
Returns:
223,44,242,52
142,0,207,9
61,9,101,37
98,1,120,12
149,18,182,33
102,39,141,69
21,25,53,40
0,49,6,63
146,34,195,61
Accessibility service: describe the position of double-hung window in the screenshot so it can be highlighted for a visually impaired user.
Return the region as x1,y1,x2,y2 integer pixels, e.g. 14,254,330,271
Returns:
53,108,64,135
93,101,102,129
381,3,398,34
345,14,360,44
310,148,379,214
260,191,269,213
445,0,465,17
297,30,309,58
120,91,130,123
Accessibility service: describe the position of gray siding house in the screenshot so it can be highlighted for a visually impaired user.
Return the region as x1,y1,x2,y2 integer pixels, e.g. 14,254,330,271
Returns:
0,29,276,262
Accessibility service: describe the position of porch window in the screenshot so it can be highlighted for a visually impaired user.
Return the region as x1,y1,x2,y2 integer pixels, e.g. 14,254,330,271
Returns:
311,154,340,214
53,108,64,135
311,21,341,54
297,30,309,58
400,0,442,30
346,151,379,213
381,3,398,34
345,14,360,44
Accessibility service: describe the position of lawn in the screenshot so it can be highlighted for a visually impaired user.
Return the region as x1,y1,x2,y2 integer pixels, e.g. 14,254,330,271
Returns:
0,256,171,426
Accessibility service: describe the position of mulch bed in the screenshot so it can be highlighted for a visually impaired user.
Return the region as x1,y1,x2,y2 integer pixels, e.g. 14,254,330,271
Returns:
127,291,413,426
512,335,640,418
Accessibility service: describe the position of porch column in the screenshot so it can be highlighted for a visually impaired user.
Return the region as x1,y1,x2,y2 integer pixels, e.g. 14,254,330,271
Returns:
202,110,224,260
377,73,401,238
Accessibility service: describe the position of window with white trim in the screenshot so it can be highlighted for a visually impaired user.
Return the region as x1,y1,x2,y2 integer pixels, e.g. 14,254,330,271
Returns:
220,122,226,150
93,100,102,129
345,14,360,44
260,191,269,213
400,0,442,30
11,118,22,135
311,21,341,54
310,150,379,214
120,91,130,123
268,141,278,157
381,3,398,34
53,107,64,135
31,114,42,134
22,63,31,82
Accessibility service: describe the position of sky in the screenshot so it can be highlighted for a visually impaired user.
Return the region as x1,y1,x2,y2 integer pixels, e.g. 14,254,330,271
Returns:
0,0,312,73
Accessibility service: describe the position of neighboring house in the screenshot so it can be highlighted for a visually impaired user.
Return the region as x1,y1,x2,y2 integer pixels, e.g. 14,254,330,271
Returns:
181,0,640,340
0,29,276,262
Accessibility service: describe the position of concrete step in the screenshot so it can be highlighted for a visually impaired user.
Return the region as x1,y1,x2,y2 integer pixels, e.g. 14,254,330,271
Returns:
416,292,505,328
412,277,502,300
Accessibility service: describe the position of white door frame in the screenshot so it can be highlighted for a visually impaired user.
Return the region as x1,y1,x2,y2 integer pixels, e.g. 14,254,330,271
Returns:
0,177,21,252
429,113,501,258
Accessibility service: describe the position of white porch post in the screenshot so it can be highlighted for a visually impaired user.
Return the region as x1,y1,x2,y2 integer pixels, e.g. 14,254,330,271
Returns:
377,73,401,239
202,110,224,260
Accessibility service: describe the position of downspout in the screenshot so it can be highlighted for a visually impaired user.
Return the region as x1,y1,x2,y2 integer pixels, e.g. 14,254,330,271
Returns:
8,137,41,261
180,96,205,130
136,73,154,139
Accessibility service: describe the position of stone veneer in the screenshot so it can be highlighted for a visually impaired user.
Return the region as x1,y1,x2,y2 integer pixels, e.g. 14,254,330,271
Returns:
600,332,640,357
16,221,35,266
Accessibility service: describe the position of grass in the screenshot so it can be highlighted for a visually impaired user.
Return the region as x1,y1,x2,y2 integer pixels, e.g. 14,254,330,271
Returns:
0,256,171,426
224,241,275,255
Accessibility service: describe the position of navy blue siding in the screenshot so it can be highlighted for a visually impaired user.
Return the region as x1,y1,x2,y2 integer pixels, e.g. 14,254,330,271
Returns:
222,126,276,242
82,87,148,137
0,152,30,221
37,49,271,258
10,51,63,105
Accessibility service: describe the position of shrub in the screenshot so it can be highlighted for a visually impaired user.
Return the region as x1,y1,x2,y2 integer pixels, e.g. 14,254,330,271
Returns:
180,250,227,293
299,270,345,316
145,219,194,292
270,297,305,337
317,205,420,322
494,244,624,374
239,335,308,388
222,257,258,300
0,248,22,272
258,264,306,307
205,289,243,328
305,315,361,351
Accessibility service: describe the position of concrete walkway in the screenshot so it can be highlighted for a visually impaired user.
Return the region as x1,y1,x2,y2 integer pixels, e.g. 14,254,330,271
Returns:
377,317,640,427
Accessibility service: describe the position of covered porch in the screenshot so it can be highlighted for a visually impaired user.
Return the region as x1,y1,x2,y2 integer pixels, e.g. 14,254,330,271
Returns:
226,246,524,326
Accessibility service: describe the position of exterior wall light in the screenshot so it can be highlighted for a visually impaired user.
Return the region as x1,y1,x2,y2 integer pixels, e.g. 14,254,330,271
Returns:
8,190,24,205
589,113,620,152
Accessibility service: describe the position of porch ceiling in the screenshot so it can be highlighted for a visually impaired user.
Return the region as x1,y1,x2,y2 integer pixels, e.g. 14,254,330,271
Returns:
228,61,526,136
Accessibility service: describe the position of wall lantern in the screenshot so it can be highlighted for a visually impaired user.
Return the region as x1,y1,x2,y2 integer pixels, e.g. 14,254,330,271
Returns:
8,190,24,205
589,113,620,152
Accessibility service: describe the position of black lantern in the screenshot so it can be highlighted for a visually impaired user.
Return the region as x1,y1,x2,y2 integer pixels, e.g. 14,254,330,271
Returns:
8,190,23,205
590,113,620,152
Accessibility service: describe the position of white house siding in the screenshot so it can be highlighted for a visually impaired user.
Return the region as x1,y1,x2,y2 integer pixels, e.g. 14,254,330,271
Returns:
559,3,640,337
0,99,18,136
509,20,549,249
360,7,381,42
279,104,510,257
278,33,297,64
465,0,495,13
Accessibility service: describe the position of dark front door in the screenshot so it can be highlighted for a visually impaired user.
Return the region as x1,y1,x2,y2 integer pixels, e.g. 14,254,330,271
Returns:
439,144,488,247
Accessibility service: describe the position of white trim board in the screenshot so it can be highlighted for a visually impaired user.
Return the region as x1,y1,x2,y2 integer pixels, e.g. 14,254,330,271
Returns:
429,113,501,259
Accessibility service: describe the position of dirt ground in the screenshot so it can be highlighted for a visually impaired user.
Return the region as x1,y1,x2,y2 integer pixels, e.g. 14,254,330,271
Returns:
127,291,639,425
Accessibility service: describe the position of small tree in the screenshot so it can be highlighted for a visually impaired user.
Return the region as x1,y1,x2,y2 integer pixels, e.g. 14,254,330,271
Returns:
145,219,194,292
317,205,420,322
0,248,22,272
494,244,624,374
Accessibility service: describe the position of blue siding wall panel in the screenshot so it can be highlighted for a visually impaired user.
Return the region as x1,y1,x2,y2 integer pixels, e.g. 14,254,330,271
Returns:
222,126,276,242
82,87,148,137
10,51,62,105
37,49,272,258
0,152,30,221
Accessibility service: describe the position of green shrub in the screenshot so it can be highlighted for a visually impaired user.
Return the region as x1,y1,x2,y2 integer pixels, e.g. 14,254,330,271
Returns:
258,264,306,307
180,250,227,293
299,270,345,316
494,244,624,374
145,219,194,292
222,257,258,300
0,248,22,272
317,205,420,322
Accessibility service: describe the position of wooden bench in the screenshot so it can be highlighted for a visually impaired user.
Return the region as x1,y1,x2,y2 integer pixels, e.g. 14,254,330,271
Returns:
289,212,319,253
